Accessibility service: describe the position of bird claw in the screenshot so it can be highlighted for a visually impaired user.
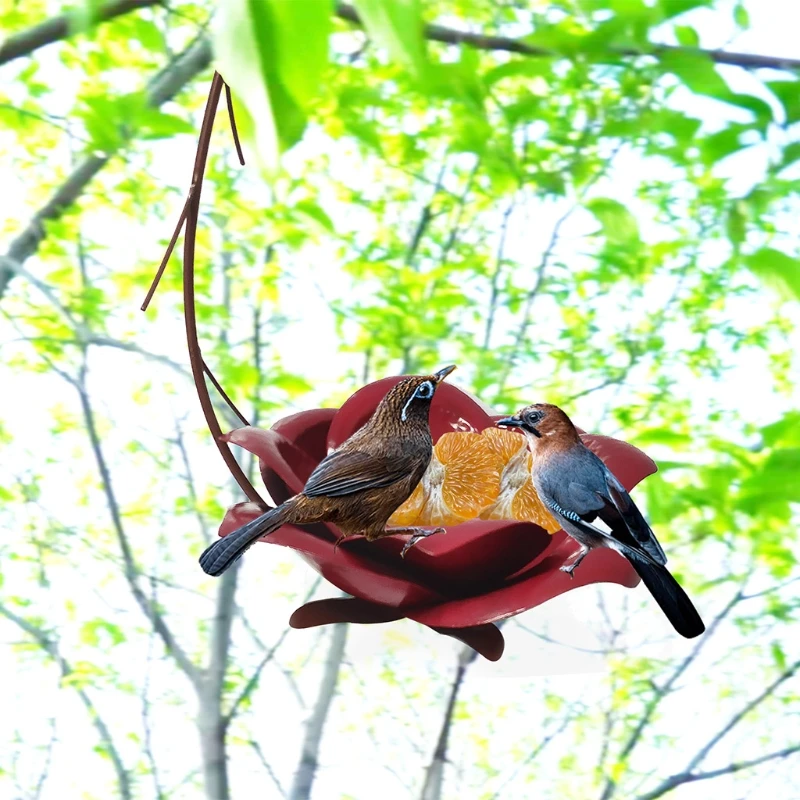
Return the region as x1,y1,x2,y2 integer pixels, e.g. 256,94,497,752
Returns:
400,527,446,558
560,564,576,580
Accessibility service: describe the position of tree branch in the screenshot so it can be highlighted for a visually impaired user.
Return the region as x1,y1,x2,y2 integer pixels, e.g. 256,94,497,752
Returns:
419,645,479,800
249,739,287,798
0,33,212,300
335,3,800,72
0,0,161,66
487,708,577,800
5,1,798,75
0,603,133,800
636,744,800,800
599,581,747,800
683,656,800,775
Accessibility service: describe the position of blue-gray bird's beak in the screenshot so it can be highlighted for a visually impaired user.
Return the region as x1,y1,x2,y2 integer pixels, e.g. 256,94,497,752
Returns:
433,364,457,384
496,415,541,437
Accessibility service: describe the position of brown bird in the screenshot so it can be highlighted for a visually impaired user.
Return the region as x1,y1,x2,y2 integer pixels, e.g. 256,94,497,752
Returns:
199,365,457,576
497,403,705,638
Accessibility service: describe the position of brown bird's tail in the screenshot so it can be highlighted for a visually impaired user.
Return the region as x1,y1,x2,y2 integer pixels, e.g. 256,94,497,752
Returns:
199,502,293,577
627,555,705,638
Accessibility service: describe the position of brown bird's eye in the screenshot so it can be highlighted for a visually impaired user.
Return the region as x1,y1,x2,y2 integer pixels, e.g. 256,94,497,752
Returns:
414,381,434,400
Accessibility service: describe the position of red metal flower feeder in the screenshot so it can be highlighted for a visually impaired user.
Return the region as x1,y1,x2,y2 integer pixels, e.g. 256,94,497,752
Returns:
217,378,655,661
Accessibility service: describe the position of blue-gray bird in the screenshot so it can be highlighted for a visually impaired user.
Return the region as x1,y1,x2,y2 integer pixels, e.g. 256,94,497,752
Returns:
496,403,705,639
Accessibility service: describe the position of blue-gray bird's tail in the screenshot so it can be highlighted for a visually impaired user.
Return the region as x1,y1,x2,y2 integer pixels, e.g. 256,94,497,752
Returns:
627,555,705,638
199,504,290,577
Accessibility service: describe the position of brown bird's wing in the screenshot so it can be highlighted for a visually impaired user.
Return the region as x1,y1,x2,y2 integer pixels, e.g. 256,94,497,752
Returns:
303,449,413,498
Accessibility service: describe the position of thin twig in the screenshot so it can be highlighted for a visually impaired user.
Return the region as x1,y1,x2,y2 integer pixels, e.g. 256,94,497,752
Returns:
483,200,515,350
224,83,245,166
249,739,287,798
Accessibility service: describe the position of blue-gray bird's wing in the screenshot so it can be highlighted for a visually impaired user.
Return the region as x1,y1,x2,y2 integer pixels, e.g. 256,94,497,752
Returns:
303,449,413,498
540,447,666,566
596,468,667,565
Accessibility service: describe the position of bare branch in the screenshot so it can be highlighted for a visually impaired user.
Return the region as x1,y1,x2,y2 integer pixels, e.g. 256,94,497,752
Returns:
636,745,800,800
206,568,239,708
406,162,447,268
683,656,800,775
483,200,516,351
599,581,747,800
420,645,479,800
249,739,287,798
0,0,161,66
4,1,798,75
225,575,324,726
488,707,578,800
224,629,291,725
0,603,133,800
335,3,800,72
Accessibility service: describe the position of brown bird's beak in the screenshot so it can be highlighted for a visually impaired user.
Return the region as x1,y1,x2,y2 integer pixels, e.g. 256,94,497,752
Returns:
433,364,457,384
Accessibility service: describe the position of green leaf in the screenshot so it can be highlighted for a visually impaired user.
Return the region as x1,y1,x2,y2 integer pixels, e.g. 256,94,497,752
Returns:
294,201,335,233
659,50,729,98
213,0,333,169
767,79,800,125
352,0,428,82
658,0,713,20
779,141,800,171
674,26,699,48
743,247,800,301
586,198,641,245
80,619,126,647
771,642,787,670
727,201,747,249
761,412,800,448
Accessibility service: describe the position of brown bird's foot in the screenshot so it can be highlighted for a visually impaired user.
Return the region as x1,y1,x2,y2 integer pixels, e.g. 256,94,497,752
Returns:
560,545,590,578
386,526,446,558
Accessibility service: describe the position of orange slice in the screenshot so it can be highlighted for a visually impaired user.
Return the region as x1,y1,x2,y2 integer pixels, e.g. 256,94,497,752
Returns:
479,428,560,532
388,427,560,532
389,431,502,527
